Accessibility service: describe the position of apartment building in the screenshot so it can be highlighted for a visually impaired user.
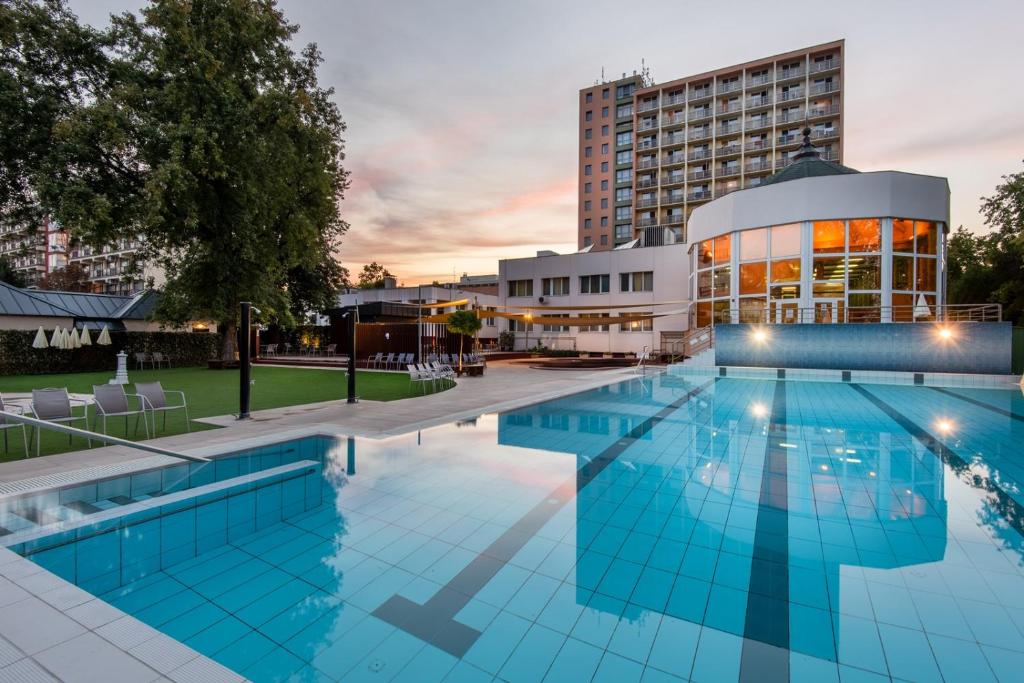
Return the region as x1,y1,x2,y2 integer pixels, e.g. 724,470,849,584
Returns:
579,40,844,251
67,237,159,295
0,219,67,285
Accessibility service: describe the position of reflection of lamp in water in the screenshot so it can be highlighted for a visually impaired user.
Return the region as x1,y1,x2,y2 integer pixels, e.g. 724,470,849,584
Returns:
935,325,954,341
935,418,954,435
346,437,356,475
750,402,768,418
751,327,769,344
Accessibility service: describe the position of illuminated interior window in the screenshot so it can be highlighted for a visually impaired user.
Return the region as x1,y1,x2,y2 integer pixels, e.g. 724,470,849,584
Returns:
916,257,936,291
848,218,881,252
813,220,845,253
713,234,731,264
739,262,767,295
914,221,937,255
698,240,713,268
893,218,915,252
770,258,800,283
892,256,913,291
812,256,845,281
847,255,881,290
713,266,730,296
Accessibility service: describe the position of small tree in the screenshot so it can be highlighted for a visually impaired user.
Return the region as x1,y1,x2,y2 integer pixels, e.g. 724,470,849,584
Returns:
446,309,482,371
357,262,394,289
38,262,91,292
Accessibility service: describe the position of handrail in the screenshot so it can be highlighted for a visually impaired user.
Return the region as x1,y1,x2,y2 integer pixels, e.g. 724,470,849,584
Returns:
701,303,1002,325
0,410,210,463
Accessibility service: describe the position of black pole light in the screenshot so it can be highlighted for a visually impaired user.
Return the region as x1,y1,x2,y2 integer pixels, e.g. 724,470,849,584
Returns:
344,308,357,403
239,301,252,419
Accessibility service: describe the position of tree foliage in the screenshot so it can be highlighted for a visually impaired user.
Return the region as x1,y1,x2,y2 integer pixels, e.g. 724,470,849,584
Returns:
446,309,482,370
3,0,350,358
38,262,90,292
0,256,26,288
357,261,394,289
947,162,1024,323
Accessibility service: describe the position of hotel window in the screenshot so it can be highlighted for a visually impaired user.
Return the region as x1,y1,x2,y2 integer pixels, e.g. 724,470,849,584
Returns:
616,131,632,147
585,146,592,158
601,198,608,209
601,161,609,172
600,217,608,227
584,218,592,229
584,200,591,211
601,180,609,190
586,111,592,121
615,224,631,240
615,188,631,202
584,164,592,176
601,143,609,154
600,234,608,245
584,182,592,194
620,271,654,292
615,169,632,184
586,93,593,103
542,277,570,297
739,262,767,295
620,313,653,332
813,220,845,253
602,106,609,117
616,83,635,99
579,274,610,294
583,236,592,247
579,312,610,332
601,125,609,136
509,318,531,332
602,88,610,99
508,279,533,297
543,314,571,332
615,208,630,221
585,128,592,140
616,151,631,165
616,104,632,119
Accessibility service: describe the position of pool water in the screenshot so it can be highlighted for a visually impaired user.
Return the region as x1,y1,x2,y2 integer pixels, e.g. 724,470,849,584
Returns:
11,374,1024,682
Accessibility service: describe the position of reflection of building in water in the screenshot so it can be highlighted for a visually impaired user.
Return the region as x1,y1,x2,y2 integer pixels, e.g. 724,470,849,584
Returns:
497,377,947,638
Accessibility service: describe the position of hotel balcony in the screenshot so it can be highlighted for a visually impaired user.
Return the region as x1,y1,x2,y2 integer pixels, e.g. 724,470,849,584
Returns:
745,95,773,110
636,216,659,228
662,214,686,225
715,143,742,158
807,103,841,119
661,193,685,206
615,112,633,124
745,159,773,173
746,116,773,131
809,58,841,74
776,109,805,125
716,166,741,179
687,190,712,202
810,127,840,141
687,148,712,162
745,177,767,189
715,185,742,198
637,157,659,170
636,139,658,151
636,197,659,209
777,133,802,147
777,89,804,103
777,67,805,82
662,114,686,128
640,226,682,247
662,155,686,167
637,120,659,132
689,87,712,102
636,177,657,189
637,100,660,113
687,169,712,181
689,109,713,122
717,81,742,95
810,82,839,96
661,132,686,147
747,73,772,87
715,123,742,137
662,93,686,107
715,102,743,116
661,173,686,187
689,128,712,142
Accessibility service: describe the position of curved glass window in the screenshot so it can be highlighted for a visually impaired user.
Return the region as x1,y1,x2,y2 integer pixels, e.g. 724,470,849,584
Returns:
771,223,801,257
739,262,767,295
813,220,845,253
771,258,800,282
915,221,937,255
740,228,768,261
713,234,731,263
848,219,880,252
893,218,915,252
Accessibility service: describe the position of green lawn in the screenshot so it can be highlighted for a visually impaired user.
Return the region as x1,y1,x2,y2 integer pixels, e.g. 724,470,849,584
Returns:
0,366,447,461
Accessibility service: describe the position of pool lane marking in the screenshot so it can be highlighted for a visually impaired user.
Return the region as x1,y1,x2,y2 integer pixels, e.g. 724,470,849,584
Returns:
928,386,1024,423
739,380,791,683
850,384,1024,538
372,378,718,658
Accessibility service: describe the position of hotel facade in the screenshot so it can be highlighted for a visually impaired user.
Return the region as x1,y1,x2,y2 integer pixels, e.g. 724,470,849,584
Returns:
578,40,844,251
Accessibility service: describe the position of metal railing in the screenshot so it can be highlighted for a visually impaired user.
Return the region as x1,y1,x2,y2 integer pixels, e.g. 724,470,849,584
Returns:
704,304,1002,325
0,410,209,463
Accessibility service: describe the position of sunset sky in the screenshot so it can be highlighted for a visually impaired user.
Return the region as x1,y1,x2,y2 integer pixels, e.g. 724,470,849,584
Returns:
72,0,1024,285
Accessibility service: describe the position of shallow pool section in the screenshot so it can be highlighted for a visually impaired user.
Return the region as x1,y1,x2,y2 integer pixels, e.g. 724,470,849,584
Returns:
8,376,1024,681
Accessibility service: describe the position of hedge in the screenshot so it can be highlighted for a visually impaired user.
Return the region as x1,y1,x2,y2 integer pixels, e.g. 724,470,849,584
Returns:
0,330,222,375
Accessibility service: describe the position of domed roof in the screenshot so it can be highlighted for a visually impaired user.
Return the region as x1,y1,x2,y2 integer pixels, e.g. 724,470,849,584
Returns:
762,127,859,186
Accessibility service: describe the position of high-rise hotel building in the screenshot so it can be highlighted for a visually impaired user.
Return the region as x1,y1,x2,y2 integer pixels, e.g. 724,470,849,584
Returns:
578,40,844,251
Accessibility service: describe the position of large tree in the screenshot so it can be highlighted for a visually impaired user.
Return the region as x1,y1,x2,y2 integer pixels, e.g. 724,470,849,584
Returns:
357,261,394,289
24,0,349,358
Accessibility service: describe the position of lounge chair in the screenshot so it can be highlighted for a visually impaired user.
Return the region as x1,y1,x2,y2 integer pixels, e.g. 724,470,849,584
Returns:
0,395,29,458
134,381,190,434
133,352,153,370
324,344,337,357
29,388,91,456
92,384,150,438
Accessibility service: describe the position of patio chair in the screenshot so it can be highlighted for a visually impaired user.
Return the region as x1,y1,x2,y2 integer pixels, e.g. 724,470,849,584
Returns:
151,352,171,369
407,364,432,394
0,395,30,458
133,352,153,370
264,343,278,357
134,381,190,434
29,388,91,457
430,361,455,381
324,344,337,357
92,384,150,439
365,352,383,368
382,352,396,369
282,343,292,356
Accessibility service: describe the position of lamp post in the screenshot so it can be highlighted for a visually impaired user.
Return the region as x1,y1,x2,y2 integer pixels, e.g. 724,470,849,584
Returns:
239,302,252,419
344,308,357,403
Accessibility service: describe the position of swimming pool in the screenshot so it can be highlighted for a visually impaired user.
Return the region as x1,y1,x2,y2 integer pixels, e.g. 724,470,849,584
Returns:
5,373,1024,682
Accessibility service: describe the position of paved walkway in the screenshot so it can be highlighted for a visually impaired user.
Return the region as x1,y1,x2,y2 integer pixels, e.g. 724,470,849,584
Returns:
0,362,644,486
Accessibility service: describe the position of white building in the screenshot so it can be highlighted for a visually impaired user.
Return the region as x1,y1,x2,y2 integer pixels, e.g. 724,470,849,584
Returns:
497,244,689,353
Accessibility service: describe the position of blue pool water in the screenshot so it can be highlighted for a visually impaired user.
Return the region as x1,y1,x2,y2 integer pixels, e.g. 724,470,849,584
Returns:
8,373,1024,682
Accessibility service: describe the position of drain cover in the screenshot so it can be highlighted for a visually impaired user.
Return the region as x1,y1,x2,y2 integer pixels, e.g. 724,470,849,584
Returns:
368,658,386,673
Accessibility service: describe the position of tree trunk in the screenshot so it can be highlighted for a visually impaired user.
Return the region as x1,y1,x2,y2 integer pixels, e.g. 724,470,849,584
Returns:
222,322,238,362
458,335,463,371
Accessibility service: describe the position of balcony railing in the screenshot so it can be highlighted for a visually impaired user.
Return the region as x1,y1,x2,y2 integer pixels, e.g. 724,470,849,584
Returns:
746,96,772,109
716,123,742,136
716,143,742,156
662,115,686,127
810,127,839,140
746,116,773,130
745,140,768,153
687,190,712,201
745,160,772,173
745,177,766,189
662,174,686,186
687,169,711,181
747,74,772,87
663,214,686,225
661,193,685,205
809,58,840,74
807,104,840,118
810,82,838,96
636,139,658,150
776,110,805,124
636,197,658,209
687,148,712,161
717,81,742,95
637,157,659,170
778,67,805,81
663,94,686,107
662,155,686,166
637,100,660,112
690,88,712,100
778,89,804,102
637,120,659,132
716,103,742,115
636,178,657,189
689,109,713,121
661,132,686,147
689,128,712,141
777,133,801,145
716,166,741,178
636,216,659,228
715,185,742,198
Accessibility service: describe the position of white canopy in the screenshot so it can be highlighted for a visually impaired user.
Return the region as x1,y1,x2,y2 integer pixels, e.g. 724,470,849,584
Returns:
32,326,48,349
79,327,92,346
96,324,112,346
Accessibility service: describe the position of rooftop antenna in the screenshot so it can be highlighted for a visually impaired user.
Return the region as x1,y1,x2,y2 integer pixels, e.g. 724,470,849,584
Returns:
601,66,605,83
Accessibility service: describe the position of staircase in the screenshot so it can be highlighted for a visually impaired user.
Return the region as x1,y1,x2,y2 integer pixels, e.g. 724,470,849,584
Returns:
659,325,715,365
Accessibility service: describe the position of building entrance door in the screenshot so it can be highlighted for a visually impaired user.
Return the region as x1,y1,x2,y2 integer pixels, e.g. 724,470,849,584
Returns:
769,300,800,324
813,298,845,324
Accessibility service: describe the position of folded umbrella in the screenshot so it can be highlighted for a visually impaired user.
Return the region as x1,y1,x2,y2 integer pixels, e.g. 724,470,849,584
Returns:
32,326,49,349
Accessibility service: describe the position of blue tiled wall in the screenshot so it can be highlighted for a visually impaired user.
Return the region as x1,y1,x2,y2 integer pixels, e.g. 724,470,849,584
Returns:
715,322,1013,374
16,463,323,595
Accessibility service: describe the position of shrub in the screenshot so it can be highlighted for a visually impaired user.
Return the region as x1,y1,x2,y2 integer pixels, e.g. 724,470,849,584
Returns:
0,330,222,375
